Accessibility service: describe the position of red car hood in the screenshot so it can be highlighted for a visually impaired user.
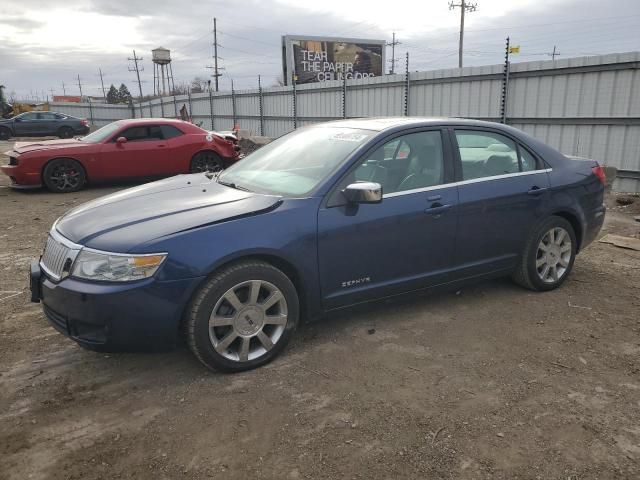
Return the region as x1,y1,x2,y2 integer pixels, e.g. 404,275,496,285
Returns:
13,138,91,154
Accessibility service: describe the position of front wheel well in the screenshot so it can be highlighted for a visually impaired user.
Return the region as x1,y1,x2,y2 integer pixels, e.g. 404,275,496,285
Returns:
179,254,306,333
551,211,583,251
42,157,88,181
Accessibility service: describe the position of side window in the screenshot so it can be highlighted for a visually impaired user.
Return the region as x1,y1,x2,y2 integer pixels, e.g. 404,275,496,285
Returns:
455,130,519,180
352,131,444,195
160,125,184,139
19,112,38,121
119,126,149,142
38,113,57,120
519,146,539,171
148,125,163,140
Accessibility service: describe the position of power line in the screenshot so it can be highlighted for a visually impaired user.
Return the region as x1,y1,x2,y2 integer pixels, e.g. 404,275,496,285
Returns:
218,30,280,47
449,0,478,68
463,12,640,33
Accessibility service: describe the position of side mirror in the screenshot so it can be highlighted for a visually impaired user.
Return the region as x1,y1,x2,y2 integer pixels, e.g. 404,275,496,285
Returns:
14,117,22,122
116,136,127,144
342,182,383,204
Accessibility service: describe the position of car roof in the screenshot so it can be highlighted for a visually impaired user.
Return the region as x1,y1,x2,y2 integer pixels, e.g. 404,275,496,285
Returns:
315,117,513,132
115,118,194,126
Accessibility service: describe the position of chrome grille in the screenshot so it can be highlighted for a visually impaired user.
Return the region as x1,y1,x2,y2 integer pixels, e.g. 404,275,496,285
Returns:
41,235,71,281
40,229,82,282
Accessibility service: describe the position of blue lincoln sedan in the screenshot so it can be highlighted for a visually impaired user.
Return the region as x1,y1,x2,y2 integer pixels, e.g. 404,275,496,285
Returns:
30,118,606,372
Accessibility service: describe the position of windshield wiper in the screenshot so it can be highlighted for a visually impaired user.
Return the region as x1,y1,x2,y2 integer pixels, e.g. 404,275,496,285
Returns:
217,178,252,192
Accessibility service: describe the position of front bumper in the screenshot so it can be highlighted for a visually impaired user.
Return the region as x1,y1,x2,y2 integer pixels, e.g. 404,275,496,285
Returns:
1,164,42,187
30,260,204,351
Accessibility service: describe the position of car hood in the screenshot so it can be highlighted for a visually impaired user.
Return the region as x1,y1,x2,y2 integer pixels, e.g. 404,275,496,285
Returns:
13,138,90,154
56,174,283,252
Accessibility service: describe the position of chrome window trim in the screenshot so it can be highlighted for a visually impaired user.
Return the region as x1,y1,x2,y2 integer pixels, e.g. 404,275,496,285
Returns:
455,168,552,186
384,183,455,198
382,168,552,199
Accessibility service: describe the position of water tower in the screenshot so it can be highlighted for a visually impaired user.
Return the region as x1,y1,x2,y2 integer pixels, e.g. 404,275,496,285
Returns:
152,47,175,95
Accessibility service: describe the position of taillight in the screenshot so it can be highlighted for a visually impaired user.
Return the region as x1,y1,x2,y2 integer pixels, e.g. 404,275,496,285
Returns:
81,119,89,126
592,165,606,185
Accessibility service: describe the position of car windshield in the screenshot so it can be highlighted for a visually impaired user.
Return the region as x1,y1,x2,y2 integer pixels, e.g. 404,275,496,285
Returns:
80,122,122,143
218,126,374,196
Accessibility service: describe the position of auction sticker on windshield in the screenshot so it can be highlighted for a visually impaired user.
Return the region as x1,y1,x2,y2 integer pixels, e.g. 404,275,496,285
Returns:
330,132,369,142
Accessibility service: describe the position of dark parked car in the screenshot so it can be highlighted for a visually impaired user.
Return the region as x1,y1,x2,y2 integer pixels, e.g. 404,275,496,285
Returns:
30,118,606,372
0,111,90,140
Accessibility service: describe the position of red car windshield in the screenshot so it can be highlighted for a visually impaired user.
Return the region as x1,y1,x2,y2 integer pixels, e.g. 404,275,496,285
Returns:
81,122,123,143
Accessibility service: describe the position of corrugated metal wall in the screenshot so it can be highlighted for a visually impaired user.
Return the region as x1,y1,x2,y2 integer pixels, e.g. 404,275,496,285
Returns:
50,52,640,191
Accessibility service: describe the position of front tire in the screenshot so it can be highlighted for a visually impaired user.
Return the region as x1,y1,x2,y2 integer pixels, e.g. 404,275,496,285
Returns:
186,260,299,372
512,216,577,291
0,126,11,140
190,151,223,173
42,158,86,193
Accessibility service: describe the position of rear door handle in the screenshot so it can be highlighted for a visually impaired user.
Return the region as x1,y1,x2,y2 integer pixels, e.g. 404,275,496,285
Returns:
527,186,548,195
425,203,452,215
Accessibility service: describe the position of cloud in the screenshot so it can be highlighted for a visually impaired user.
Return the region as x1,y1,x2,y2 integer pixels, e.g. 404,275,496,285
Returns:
1,0,639,99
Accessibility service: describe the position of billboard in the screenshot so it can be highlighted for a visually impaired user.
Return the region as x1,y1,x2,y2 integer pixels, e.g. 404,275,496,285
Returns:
282,35,386,85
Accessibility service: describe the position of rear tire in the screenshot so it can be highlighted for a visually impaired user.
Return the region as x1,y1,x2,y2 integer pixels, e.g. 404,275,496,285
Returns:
190,151,223,173
512,216,577,291
57,126,74,139
0,126,11,140
186,260,299,372
42,158,86,193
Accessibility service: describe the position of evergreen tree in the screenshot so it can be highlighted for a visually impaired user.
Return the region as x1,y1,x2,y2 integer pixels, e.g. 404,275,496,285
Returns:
117,84,132,103
106,84,119,104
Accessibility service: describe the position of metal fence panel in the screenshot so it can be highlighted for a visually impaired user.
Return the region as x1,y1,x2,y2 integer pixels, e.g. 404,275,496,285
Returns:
49,52,640,191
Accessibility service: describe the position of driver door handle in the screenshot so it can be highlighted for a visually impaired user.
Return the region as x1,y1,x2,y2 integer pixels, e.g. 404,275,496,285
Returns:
527,186,548,195
425,202,452,215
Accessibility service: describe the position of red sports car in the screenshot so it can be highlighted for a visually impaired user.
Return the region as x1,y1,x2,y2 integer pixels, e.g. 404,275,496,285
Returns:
1,119,241,192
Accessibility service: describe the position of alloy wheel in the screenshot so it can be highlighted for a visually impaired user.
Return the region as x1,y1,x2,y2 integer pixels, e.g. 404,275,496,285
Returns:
49,162,81,191
209,280,288,362
535,227,572,284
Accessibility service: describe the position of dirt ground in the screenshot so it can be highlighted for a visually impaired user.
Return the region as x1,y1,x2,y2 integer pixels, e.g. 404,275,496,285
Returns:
1,138,639,480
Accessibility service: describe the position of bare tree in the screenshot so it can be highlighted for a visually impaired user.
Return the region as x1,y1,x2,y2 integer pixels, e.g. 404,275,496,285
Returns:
171,81,191,95
190,77,209,93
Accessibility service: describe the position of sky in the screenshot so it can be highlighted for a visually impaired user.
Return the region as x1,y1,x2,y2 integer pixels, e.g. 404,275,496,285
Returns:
1,0,639,100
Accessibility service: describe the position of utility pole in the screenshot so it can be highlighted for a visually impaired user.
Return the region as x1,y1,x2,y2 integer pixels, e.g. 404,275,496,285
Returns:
550,45,560,61
98,68,107,99
214,18,220,92
449,1,477,68
205,18,222,91
77,74,84,100
128,50,145,102
49,88,55,101
61,81,67,96
387,32,401,74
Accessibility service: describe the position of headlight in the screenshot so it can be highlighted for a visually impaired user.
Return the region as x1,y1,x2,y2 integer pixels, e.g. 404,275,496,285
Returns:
71,250,167,282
